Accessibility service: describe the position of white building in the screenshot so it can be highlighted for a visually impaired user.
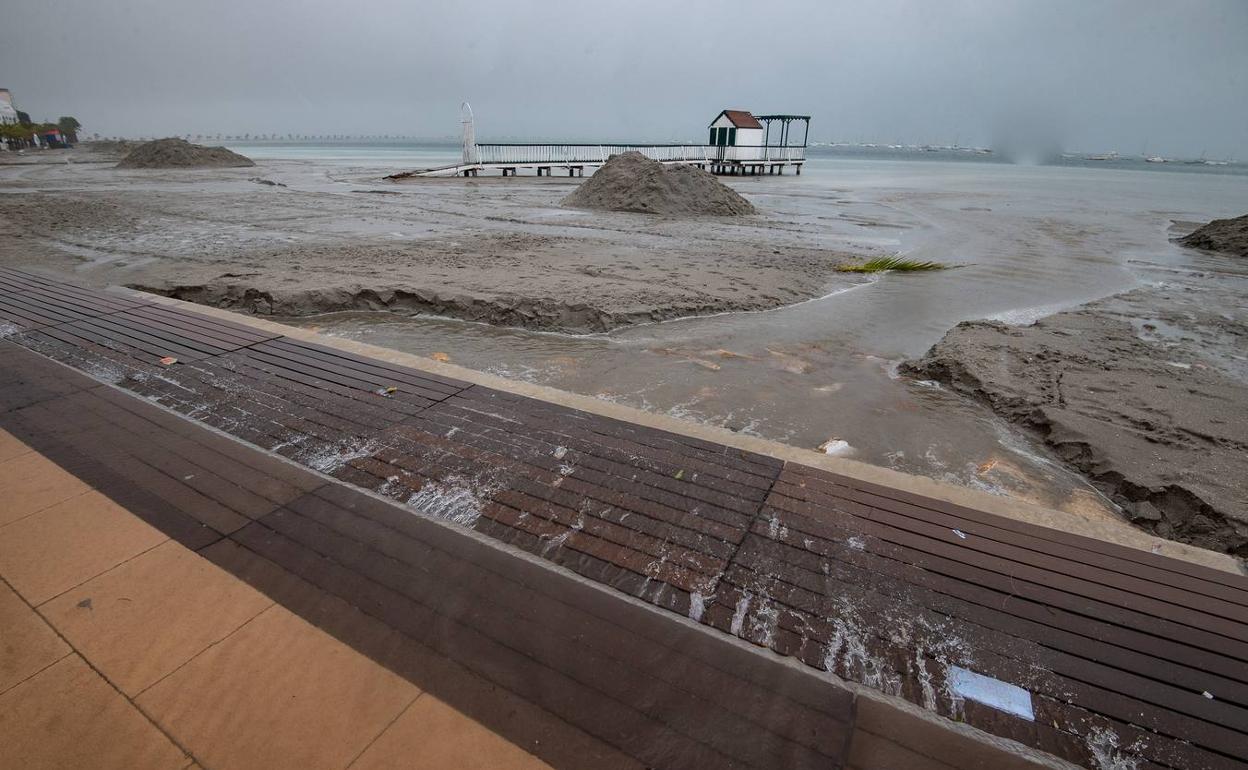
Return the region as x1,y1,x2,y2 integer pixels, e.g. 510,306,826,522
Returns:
708,109,764,160
0,89,18,125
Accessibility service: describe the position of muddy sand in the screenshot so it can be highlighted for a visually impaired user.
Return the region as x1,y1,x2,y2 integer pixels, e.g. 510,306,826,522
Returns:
906,285,1248,556
1180,212,1248,257
0,152,858,333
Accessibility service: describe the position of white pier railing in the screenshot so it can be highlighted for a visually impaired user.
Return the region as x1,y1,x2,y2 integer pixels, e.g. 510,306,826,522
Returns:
473,143,806,166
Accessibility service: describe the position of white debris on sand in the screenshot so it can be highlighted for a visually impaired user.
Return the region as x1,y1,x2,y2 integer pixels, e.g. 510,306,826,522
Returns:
817,438,853,455
561,151,756,217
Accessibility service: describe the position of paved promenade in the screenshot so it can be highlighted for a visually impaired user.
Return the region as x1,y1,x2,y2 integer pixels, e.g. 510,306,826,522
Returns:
0,427,552,770
1,266,1245,769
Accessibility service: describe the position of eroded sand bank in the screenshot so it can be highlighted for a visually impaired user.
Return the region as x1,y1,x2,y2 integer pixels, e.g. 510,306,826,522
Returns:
906,283,1248,555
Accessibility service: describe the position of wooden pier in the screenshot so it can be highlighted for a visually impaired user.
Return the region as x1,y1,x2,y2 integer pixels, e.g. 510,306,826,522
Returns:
2,268,1246,769
388,105,810,179
390,143,807,179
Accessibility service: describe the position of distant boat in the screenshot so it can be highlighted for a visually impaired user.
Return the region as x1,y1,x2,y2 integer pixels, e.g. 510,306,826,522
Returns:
1086,151,1120,161
1145,155,1167,163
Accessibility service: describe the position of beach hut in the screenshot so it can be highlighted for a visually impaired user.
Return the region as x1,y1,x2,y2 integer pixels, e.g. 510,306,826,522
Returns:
708,110,764,160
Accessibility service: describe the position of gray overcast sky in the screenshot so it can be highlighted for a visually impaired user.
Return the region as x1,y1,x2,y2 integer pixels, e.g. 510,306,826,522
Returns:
3,0,1246,157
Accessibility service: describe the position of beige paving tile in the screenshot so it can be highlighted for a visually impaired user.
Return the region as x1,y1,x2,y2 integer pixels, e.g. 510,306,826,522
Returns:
350,695,553,770
0,428,32,465
0,654,187,770
0,580,71,694
138,606,419,770
0,451,91,527
39,540,273,696
0,491,167,605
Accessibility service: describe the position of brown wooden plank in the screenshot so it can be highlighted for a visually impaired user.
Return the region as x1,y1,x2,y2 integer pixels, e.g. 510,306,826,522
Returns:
0,296,74,328
766,487,1248,661
268,336,470,392
237,347,438,412
100,308,263,352
773,477,1248,622
0,270,150,312
785,465,1248,607
264,337,467,396
248,340,460,404
789,462,1248,591
124,303,281,345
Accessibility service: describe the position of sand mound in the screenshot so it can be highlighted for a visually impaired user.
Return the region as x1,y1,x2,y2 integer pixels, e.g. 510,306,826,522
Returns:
117,138,254,169
562,152,754,216
1180,213,1248,257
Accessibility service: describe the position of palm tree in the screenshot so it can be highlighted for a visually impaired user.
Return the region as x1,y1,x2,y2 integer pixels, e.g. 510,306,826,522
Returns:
56,117,81,142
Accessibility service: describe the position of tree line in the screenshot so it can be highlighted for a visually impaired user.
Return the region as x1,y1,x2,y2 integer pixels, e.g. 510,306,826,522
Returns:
1,116,82,148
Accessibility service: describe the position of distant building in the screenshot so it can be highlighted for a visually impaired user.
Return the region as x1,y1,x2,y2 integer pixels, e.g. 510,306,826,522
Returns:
38,128,66,147
0,89,18,125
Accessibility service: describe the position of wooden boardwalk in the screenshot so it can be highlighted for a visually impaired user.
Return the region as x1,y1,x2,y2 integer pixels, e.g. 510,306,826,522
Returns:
1,266,1246,769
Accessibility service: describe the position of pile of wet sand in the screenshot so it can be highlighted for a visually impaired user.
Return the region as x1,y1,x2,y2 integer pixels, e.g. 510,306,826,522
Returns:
905,299,1248,556
562,151,755,216
117,138,254,169
1180,213,1248,257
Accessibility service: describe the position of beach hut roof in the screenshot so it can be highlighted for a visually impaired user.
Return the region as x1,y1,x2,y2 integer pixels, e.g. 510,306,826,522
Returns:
710,110,762,129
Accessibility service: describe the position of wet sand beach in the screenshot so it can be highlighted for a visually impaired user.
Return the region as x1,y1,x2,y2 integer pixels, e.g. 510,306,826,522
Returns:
3,143,1246,554
0,145,858,333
